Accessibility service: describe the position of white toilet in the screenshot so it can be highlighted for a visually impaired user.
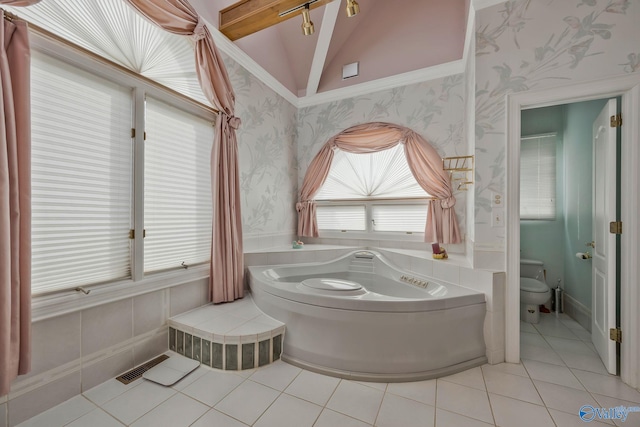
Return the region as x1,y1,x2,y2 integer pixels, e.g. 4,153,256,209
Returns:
520,259,551,323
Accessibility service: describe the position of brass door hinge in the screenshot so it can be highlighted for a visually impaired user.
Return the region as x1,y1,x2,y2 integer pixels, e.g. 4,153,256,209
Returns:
610,327,622,343
610,114,622,127
128,229,146,239
609,221,622,234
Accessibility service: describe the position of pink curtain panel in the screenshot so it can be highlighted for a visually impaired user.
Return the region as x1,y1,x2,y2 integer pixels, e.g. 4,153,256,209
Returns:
125,0,244,304
0,0,40,396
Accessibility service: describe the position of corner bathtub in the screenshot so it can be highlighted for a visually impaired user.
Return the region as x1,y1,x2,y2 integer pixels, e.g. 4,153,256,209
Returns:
248,250,487,382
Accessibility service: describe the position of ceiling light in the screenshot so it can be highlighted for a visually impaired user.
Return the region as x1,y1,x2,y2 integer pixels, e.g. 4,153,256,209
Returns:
346,0,360,17
301,4,314,35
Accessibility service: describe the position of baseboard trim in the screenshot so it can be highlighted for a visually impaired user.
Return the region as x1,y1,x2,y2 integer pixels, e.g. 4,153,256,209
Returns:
563,293,592,332
8,326,168,400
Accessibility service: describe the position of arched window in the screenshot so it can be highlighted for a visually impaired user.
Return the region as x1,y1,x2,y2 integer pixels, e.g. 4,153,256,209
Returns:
314,145,432,234
296,122,461,243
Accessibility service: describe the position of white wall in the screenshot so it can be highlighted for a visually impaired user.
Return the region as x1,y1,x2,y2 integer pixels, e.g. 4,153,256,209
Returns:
222,52,299,251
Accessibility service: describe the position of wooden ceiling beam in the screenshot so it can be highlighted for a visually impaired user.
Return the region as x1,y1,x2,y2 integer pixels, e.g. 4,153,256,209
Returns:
220,0,335,41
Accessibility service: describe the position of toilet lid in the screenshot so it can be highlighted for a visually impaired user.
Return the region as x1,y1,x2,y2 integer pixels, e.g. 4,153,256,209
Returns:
520,277,548,293
302,278,363,291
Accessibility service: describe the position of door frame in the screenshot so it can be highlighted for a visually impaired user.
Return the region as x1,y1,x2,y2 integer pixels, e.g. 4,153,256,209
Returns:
505,73,640,389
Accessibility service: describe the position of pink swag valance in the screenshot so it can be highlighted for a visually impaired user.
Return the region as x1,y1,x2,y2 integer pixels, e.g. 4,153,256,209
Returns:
296,122,461,244
124,0,243,303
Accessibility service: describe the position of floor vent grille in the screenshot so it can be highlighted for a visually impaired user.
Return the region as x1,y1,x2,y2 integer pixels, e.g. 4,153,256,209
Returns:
115,354,169,385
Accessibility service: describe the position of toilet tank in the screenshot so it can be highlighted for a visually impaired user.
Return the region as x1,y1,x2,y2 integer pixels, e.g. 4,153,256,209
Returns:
520,259,545,282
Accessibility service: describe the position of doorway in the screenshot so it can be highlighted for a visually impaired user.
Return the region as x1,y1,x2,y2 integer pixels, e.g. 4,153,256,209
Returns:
504,74,640,389
518,98,617,375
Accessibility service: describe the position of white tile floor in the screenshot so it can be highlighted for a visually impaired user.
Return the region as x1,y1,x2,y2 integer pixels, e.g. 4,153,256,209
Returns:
16,313,640,427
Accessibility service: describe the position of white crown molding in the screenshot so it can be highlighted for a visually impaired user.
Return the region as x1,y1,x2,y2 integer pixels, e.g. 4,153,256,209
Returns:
205,19,466,111
297,60,465,108
472,0,505,10
204,21,300,107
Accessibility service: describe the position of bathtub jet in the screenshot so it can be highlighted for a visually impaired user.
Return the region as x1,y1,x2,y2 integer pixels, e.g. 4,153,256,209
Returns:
248,250,487,382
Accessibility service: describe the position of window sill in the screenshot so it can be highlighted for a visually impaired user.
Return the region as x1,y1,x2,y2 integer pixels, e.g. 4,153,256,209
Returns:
31,264,210,323
317,231,427,241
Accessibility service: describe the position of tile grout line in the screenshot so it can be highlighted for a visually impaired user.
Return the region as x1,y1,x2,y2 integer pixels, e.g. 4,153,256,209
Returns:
181,371,250,426
520,353,561,426
480,365,497,426
433,379,439,427
243,366,304,426
371,389,385,427
64,396,97,427
122,385,177,426
522,313,623,425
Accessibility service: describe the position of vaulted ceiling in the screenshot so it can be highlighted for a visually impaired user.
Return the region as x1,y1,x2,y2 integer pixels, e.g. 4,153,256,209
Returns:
190,0,470,103
6,0,471,107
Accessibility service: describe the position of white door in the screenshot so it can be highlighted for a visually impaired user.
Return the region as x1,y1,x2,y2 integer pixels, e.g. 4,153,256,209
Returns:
592,99,618,375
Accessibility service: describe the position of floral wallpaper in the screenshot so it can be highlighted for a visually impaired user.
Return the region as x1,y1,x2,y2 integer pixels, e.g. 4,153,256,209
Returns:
219,0,639,256
222,53,298,238
474,0,640,252
297,75,468,237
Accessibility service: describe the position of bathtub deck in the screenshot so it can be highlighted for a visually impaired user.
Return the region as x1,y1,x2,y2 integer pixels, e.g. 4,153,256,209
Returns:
167,293,285,371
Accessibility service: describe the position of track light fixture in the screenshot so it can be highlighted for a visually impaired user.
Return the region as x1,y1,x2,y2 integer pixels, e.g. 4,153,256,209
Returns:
346,0,360,17
301,3,314,35
282,0,360,37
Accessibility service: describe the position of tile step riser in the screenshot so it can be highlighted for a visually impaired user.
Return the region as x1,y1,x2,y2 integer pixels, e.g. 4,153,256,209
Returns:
168,327,283,371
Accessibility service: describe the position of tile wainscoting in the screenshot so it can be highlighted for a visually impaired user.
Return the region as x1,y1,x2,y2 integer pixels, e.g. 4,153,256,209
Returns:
3,278,210,426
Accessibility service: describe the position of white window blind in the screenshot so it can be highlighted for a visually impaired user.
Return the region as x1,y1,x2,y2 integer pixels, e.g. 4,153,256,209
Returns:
520,134,557,220
144,98,214,272
316,205,366,231
30,52,133,294
372,204,428,233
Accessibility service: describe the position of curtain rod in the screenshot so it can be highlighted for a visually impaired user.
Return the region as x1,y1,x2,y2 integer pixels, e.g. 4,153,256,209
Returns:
2,9,17,22
315,197,437,202
1,8,219,116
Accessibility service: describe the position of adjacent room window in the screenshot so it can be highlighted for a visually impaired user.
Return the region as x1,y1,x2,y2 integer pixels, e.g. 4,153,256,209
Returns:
520,134,557,220
315,144,430,234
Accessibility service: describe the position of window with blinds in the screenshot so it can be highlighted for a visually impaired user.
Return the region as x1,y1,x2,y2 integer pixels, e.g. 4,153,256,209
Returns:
314,145,430,234
144,98,214,272
316,205,366,231
520,134,557,220
30,52,133,294
371,204,428,233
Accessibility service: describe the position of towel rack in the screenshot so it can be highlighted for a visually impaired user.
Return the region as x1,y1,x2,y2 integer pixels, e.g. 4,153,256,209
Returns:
442,155,474,191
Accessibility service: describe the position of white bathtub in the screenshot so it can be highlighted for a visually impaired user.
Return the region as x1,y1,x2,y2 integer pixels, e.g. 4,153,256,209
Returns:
248,250,487,382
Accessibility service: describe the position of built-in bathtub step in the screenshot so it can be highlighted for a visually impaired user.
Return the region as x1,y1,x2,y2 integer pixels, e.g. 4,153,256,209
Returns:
167,294,284,371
